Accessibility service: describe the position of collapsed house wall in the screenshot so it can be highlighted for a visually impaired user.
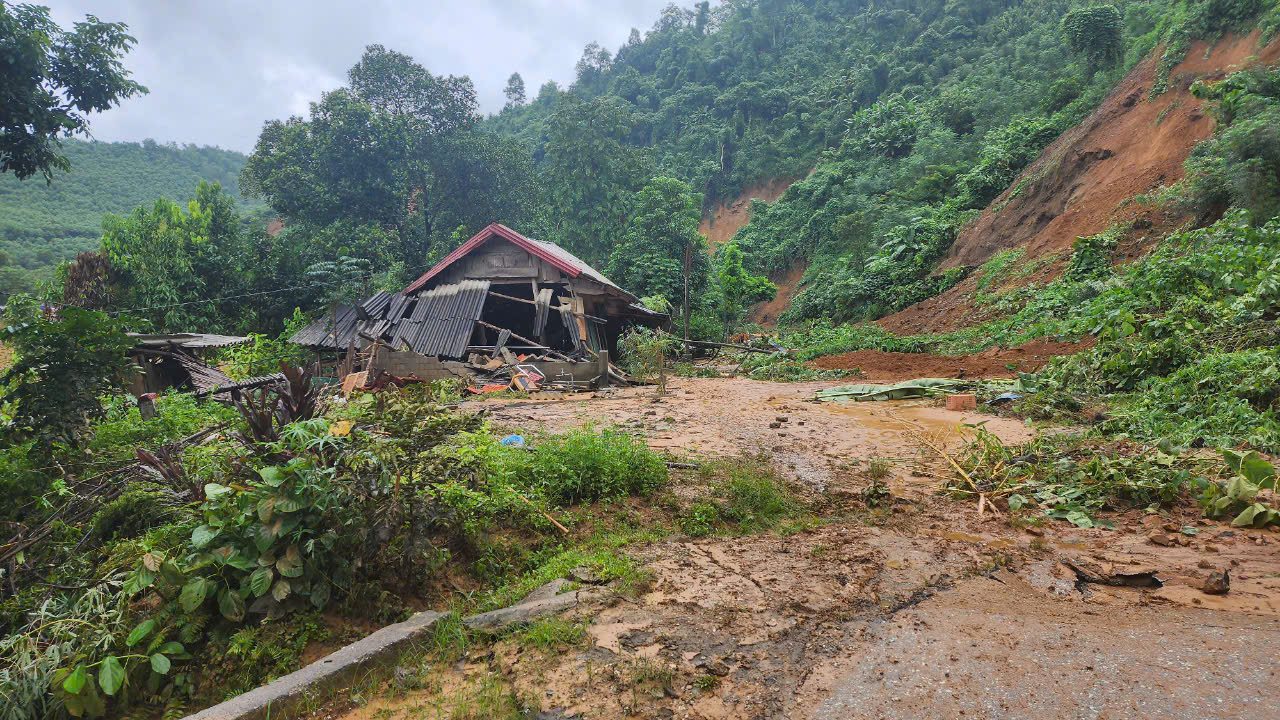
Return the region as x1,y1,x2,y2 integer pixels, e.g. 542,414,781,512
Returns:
289,223,667,371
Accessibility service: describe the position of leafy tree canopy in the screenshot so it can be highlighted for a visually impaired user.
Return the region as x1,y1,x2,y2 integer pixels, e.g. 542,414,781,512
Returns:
606,176,708,336
1062,5,1126,74
0,300,133,453
0,2,146,181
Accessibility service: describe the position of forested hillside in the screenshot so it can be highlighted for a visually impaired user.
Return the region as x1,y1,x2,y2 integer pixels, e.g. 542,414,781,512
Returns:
0,140,255,293
22,0,1280,341
494,0,1279,324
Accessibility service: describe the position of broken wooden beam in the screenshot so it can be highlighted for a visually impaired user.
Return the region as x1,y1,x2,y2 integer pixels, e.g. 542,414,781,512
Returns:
474,320,573,362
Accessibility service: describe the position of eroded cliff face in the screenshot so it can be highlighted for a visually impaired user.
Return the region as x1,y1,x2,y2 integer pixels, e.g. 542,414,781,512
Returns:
878,31,1280,336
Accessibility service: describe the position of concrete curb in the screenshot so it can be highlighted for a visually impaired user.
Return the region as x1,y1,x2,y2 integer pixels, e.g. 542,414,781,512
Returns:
184,584,582,720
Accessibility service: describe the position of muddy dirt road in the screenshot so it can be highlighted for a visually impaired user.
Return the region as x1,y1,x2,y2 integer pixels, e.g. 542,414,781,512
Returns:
356,378,1280,719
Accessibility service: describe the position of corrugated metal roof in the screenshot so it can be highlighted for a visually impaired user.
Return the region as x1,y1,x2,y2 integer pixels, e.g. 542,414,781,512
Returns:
402,223,637,302
129,333,252,349
287,306,364,349
288,280,490,359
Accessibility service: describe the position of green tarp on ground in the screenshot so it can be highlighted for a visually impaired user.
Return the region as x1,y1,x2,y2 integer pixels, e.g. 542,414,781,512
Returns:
814,378,969,402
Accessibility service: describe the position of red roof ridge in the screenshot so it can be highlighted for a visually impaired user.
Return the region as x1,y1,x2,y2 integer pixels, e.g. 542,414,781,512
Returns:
402,223,582,295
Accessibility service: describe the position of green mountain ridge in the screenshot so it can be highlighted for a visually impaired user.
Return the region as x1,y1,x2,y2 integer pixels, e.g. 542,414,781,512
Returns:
0,139,257,293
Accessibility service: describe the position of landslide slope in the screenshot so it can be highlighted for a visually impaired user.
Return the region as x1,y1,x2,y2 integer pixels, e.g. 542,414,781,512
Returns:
879,31,1280,336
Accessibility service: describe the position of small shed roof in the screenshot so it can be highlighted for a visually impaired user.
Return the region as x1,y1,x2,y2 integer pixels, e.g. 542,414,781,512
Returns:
129,333,251,350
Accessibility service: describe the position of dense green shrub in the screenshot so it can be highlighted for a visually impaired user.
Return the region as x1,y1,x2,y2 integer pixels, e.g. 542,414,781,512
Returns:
505,427,667,505
90,488,176,541
89,391,239,462
1180,66,1280,223
1105,348,1280,450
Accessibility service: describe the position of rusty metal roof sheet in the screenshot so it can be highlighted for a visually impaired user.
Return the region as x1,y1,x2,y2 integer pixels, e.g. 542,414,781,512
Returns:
288,280,490,359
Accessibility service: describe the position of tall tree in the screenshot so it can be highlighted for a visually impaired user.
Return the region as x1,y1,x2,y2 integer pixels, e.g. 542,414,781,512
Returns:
542,95,652,264
694,1,711,36
243,45,532,274
346,43,477,133
1061,5,1124,75
98,181,251,332
716,240,775,339
0,301,132,453
503,72,526,108
0,2,146,181
605,177,708,339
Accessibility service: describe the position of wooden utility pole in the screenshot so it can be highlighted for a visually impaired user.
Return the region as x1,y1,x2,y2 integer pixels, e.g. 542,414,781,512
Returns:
683,243,692,343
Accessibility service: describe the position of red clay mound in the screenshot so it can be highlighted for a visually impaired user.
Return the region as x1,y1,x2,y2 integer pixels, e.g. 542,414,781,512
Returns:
879,32,1280,336
812,339,1095,383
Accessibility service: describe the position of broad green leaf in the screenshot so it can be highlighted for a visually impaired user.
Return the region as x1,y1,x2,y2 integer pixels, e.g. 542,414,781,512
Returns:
1065,510,1093,529
272,578,291,602
180,577,210,612
63,664,87,695
126,618,156,647
249,566,273,597
159,641,185,655
1232,504,1261,527
273,494,303,513
218,587,246,622
257,496,276,523
1008,494,1026,510
159,560,185,586
276,545,304,578
123,567,155,596
191,524,219,549
224,552,255,571
259,466,286,487
150,653,171,675
1223,448,1244,473
204,482,233,498
98,656,125,696
1226,476,1257,502
1240,452,1277,488
255,522,275,553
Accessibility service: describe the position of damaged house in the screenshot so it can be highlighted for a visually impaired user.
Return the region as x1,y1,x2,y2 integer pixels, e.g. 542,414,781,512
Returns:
127,333,283,398
289,223,667,386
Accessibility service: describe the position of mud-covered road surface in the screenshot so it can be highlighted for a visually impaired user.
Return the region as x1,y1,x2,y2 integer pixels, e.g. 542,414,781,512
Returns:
352,378,1280,719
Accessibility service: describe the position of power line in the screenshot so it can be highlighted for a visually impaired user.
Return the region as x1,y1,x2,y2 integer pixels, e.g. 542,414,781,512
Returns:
63,260,435,317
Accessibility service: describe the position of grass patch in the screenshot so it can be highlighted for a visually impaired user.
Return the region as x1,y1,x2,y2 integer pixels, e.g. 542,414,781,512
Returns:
513,617,588,653
476,530,657,613
678,455,804,536
506,426,668,505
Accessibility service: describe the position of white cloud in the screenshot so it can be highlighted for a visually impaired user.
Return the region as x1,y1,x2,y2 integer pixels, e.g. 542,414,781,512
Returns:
42,0,678,151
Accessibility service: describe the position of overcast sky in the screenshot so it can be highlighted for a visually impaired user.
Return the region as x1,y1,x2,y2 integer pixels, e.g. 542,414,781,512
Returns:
45,1,678,153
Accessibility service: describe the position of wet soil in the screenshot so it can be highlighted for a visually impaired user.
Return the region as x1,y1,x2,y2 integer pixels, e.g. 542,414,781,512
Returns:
880,32,1280,337
480,377,1033,494
811,339,1094,381
339,378,1280,719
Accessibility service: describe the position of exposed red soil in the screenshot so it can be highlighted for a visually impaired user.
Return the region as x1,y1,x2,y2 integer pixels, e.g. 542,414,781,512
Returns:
878,31,1280,336
699,177,796,250
749,258,807,327
812,338,1096,381
697,177,804,328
